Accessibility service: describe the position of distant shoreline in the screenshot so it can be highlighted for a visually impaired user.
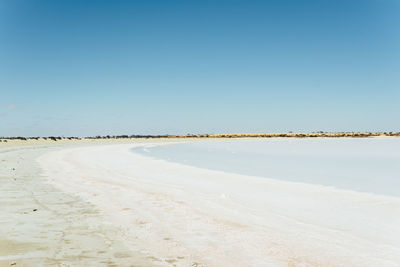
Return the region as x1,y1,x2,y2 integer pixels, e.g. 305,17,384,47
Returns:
1,132,400,142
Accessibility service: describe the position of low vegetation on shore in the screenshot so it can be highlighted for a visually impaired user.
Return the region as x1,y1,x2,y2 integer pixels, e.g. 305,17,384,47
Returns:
0,132,399,142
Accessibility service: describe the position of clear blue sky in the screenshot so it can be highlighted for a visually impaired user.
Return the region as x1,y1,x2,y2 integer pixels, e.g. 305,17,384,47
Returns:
1,0,399,136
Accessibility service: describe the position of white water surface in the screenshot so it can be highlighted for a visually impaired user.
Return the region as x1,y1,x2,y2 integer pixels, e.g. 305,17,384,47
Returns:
133,138,400,197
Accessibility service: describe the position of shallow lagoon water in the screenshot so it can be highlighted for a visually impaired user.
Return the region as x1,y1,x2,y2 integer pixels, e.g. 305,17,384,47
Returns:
133,138,400,197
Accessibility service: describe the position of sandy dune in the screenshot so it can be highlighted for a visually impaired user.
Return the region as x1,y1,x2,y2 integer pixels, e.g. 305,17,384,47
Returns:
36,143,400,266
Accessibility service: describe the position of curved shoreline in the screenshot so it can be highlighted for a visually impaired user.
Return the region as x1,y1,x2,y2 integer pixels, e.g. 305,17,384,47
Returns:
37,143,400,266
0,145,157,266
132,138,400,197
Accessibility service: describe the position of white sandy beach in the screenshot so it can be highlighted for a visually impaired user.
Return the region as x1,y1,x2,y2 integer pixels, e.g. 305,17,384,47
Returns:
0,141,162,267
33,141,400,266
3,0,399,265
1,139,400,266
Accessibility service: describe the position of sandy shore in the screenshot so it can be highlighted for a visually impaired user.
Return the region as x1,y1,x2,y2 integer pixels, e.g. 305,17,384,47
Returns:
0,140,171,267
38,142,400,266
2,139,400,266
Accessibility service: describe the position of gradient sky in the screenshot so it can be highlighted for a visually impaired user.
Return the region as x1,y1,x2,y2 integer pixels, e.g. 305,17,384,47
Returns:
1,0,399,136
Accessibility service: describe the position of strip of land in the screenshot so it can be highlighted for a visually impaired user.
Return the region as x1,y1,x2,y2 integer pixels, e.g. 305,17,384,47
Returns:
1,131,400,144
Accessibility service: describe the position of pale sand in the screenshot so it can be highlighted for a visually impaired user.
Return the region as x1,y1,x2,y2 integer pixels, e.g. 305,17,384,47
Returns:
33,142,400,266
0,140,173,266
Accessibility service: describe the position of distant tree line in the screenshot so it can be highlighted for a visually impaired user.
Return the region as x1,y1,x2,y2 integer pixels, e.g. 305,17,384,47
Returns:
85,135,173,139
1,132,400,142
0,136,81,141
